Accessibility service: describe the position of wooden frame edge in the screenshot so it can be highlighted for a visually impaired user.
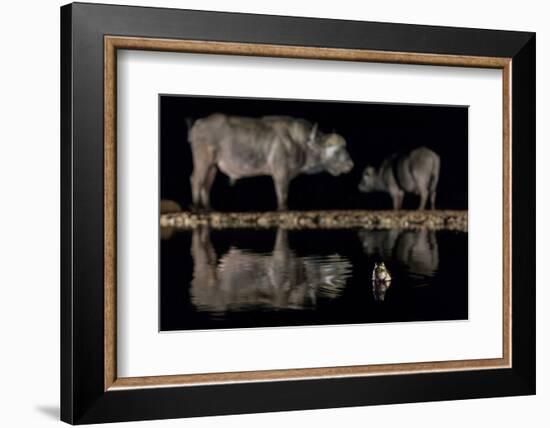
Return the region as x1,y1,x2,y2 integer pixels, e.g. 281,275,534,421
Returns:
110,358,509,390
103,35,513,391
104,36,117,390
106,35,511,68
502,61,513,369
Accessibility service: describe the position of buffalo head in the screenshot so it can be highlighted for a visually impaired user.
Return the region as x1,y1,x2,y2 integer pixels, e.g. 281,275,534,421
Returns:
358,166,378,192
307,124,353,176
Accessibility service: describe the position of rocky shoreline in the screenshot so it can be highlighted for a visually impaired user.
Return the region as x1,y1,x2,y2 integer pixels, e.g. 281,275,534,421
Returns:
160,210,468,232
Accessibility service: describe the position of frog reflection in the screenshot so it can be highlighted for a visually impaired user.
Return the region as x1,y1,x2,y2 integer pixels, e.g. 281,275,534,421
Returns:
190,227,352,313
359,229,439,278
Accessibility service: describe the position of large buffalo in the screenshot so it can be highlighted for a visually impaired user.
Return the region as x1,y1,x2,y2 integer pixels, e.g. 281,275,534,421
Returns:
188,114,354,210
358,147,440,210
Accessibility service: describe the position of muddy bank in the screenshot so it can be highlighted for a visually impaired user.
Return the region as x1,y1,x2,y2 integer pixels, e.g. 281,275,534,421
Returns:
160,210,467,232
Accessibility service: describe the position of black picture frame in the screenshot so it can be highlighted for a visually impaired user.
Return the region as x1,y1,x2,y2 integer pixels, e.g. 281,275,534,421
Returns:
61,2,535,424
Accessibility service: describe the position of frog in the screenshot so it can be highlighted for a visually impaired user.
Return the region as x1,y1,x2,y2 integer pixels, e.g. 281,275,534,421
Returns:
372,262,392,302
372,262,392,283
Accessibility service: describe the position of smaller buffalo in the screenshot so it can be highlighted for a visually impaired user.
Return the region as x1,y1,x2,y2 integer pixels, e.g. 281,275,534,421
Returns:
358,147,440,210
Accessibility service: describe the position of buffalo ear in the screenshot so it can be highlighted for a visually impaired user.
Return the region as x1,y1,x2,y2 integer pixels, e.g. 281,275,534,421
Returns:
365,166,376,176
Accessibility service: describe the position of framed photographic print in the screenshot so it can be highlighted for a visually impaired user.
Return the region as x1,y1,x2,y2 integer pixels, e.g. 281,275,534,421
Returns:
61,2,535,424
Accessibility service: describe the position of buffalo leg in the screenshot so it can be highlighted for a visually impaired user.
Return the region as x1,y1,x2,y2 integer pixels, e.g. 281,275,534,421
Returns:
190,143,216,209
273,175,289,211
190,169,204,208
391,194,399,210
391,190,404,210
200,166,217,209
418,190,428,210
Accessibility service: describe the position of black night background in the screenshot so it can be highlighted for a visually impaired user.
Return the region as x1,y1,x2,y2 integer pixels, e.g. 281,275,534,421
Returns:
160,95,468,212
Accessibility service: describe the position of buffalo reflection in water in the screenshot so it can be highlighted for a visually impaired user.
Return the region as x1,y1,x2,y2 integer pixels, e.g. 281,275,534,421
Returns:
359,229,439,301
190,227,353,313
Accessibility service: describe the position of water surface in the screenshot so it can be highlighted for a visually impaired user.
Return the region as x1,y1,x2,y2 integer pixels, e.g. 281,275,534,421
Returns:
160,227,468,331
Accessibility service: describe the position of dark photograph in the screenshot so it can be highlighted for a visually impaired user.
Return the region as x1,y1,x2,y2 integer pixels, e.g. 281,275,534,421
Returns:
159,95,468,331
